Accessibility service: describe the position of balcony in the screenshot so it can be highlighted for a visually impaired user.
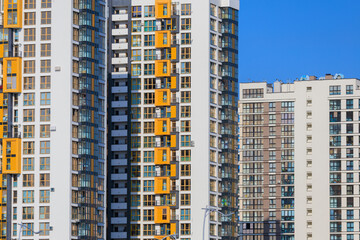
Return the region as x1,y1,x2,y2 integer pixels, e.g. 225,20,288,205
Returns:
111,130,127,137
111,144,127,152
111,232,127,239
111,159,127,166
111,217,127,224
111,173,127,181
111,115,127,122
112,86,128,94
112,101,128,108
112,28,128,36
112,57,128,65
111,188,127,195
112,43,128,50
111,203,127,210
112,14,128,21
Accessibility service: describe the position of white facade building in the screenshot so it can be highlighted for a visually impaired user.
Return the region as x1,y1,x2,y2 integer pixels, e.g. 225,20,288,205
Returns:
239,74,360,240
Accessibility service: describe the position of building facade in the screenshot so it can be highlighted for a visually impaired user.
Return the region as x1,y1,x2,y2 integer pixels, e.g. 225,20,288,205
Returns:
108,0,239,239
0,0,107,239
239,75,360,240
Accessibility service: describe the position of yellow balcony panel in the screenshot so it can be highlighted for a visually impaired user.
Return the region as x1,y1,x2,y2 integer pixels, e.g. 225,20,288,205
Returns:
4,0,23,28
155,118,170,136
170,223,177,234
171,47,177,60
2,138,21,174
155,31,171,48
170,135,177,148
155,147,171,165
155,177,170,194
154,206,170,224
155,0,171,19
3,57,22,93
170,164,177,177
170,106,177,119
155,60,171,77
170,76,177,90
0,190,5,204
155,89,171,106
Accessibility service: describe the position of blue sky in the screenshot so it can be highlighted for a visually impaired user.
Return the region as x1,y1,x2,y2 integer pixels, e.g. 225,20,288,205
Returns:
238,0,360,83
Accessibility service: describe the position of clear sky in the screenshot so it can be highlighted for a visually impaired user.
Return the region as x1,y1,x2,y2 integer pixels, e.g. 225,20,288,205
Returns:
238,0,360,83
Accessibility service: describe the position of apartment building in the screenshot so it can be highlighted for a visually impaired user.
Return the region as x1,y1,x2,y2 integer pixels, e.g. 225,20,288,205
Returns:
108,0,239,239
238,74,360,240
0,0,107,239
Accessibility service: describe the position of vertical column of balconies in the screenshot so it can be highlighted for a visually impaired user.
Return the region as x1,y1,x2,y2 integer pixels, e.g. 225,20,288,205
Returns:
0,1,23,239
153,0,179,238
108,2,129,240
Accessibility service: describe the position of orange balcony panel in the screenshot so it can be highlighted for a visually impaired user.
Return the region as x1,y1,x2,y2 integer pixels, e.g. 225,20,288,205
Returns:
170,106,177,119
155,89,171,106
4,0,23,28
171,47,177,60
155,31,171,48
170,164,177,177
170,223,177,234
170,76,177,90
154,206,170,224
2,138,21,174
155,118,170,136
155,60,171,77
155,148,171,165
155,177,170,194
155,0,171,19
170,135,177,148
3,57,22,93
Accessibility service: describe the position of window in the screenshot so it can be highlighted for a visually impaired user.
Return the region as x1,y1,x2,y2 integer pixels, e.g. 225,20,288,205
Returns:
41,11,51,24
131,64,141,76
23,207,34,220
144,92,155,104
181,150,191,162
346,85,353,95
41,0,51,8
181,179,191,191
40,173,50,187
23,125,34,138
144,20,156,32
181,223,191,235
144,6,155,17
143,209,154,221
181,62,191,74
40,108,51,121
144,64,155,75
181,194,190,205
181,33,191,44
181,18,191,30
40,76,51,89
181,165,191,176
41,60,51,73
23,158,34,171
24,29,35,43
144,151,154,163
131,93,141,105
132,20,141,32
144,122,154,134
144,35,155,46
25,0,36,9
181,106,191,117
24,44,35,57
143,195,155,206
181,91,191,103
39,223,50,236
132,6,142,18
40,92,51,105
23,174,34,187
24,93,35,106
144,107,155,119
131,79,141,90
181,135,191,147
24,77,35,90
39,206,50,220
24,60,35,73
144,78,155,89
23,190,34,203
24,109,35,122
143,136,155,148
181,121,191,132
40,157,50,170
40,190,50,203
25,12,36,25
143,180,154,192
181,77,191,88
181,4,191,15
40,125,50,138
181,48,191,59
41,43,51,57
132,49,141,61
132,35,141,47
181,209,191,220
40,141,50,154
329,85,341,95
41,27,51,40
144,49,155,61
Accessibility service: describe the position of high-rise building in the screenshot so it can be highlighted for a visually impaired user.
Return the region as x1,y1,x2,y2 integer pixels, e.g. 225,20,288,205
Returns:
0,0,107,239
108,0,239,239
238,74,360,240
